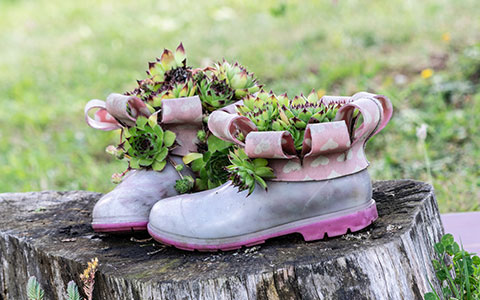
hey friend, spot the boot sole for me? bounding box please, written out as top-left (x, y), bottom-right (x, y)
top-left (92, 221), bottom-right (147, 233)
top-left (147, 199), bottom-right (378, 251)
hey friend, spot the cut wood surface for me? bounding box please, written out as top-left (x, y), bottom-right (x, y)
top-left (0, 180), bottom-right (443, 300)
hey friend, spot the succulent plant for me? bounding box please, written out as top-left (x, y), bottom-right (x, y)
top-left (93, 44), bottom-right (270, 193)
top-left (211, 60), bottom-right (262, 99)
top-left (236, 90), bottom-right (287, 131)
top-left (236, 89), bottom-right (342, 150)
top-left (283, 90), bottom-right (340, 127)
top-left (147, 43), bottom-right (190, 88)
top-left (226, 148), bottom-right (275, 195)
top-left (126, 45), bottom-right (262, 116)
top-left (151, 77), bottom-right (197, 107)
top-left (174, 175), bottom-right (195, 194)
top-left (182, 135), bottom-right (233, 191)
top-left (126, 43), bottom-right (193, 108)
top-left (195, 71), bottom-right (235, 112)
top-left (123, 115), bottom-right (176, 171)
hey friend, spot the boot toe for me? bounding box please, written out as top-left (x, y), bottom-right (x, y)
top-left (148, 195), bottom-right (187, 236)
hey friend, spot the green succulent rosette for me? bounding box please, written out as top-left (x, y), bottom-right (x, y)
top-left (212, 60), bottom-right (262, 99)
top-left (123, 115), bottom-right (176, 171)
top-left (227, 148), bottom-right (274, 195)
top-left (195, 72), bottom-right (235, 113)
top-left (126, 43), bottom-right (192, 108)
top-left (174, 175), bottom-right (195, 194)
top-left (182, 135), bottom-right (233, 191)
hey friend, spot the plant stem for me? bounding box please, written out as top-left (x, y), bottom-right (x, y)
top-left (167, 156), bottom-right (183, 179)
top-left (422, 140), bottom-right (433, 183)
top-left (441, 252), bottom-right (460, 299)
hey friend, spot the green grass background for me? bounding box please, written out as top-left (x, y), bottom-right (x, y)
top-left (1, 0), bottom-right (479, 212)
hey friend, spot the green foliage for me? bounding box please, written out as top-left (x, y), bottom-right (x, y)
top-left (122, 115), bottom-right (176, 171)
top-left (227, 148), bottom-right (275, 195)
top-left (27, 277), bottom-right (83, 300)
top-left (424, 233), bottom-right (480, 299)
top-left (237, 90), bottom-right (341, 150)
top-left (27, 276), bottom-right (44, 300)
top-left (174, 175), bottom-right (195, 194)
top-left (67, 281), bottom-right (82, 300)
top-left (183, 135), bottom-right (233, 191)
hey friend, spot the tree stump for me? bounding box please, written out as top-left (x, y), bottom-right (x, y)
top-left (0, 180), bottom-right (443, 300)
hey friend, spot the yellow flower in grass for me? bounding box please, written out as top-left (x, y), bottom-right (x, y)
top-left (421, 68), bottom-right (434, 79)
top-left (442, 32), bottom-right (450, 43)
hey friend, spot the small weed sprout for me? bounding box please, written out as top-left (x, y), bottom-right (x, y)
top-left (27, 276), bottom-right (44, 300)
top-left (79, 257), bottom-right (99, 300)
top-left (26, 257), bottom-right (99, 300)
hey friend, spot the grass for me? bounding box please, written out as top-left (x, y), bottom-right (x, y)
top-left (0, 0), bottom-right (479, 212)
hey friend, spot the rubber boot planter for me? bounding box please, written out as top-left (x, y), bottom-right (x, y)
top-left (147, 92), bottom-right (393, 251)
top-left (84, 94), bottom-right (201, 232)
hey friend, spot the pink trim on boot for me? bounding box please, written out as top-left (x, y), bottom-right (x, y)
top-left (93, 221), bottom-right (148, 233)
top-left (148, 201), bottom-right (378, 251)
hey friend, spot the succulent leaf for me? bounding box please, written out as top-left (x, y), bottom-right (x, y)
top-left (182, 152), bottom-right (204, 164)
top-left (152, 159), bottom-right (167, 171)
top-left (136, 116), bottom-right (147, 130)
top-left (163, 130), bottom-right (176, 148)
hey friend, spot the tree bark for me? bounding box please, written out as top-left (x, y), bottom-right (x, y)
top-left (0, 180), bottom-right (443, 300)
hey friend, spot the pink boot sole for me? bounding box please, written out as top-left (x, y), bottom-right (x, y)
top-left (148, 200), bottom-right (378, 251)
top-left (92, 221), bottom-right (148, 233)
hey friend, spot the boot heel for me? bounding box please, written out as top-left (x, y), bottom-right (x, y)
top-left (298, 201), bottom-right (378, 241)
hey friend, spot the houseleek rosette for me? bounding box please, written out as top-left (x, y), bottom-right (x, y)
top-left (212, 60), bottom-right (262, 99)
top-left (123, 115), bottom-right (176, 171)
top-left (195, 72), bottom-right (235, 113)
top-left (227, 89), bottom-right (342, 193)
top-left (227, 148), bottom-right (274, 195)
top-left (182, 135), bottom-right (233, 192)
top-left (126, 43), bottom-right (192, 107)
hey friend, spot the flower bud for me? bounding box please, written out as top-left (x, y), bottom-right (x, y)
top-left (105, 145), bottom-right (125, 160)
top-left (105, 145), bottom-right (117, 156)
top-left (197, 130), bottom-right (207, 142)
top-left (111, 173), bottom-right (123, 184)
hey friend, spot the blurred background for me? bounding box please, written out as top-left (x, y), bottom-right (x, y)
top-left (1, 0), bottom-right (478, 212)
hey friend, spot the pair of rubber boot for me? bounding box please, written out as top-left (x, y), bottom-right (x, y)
top-left (85, 92), bottom-right (392, 251)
